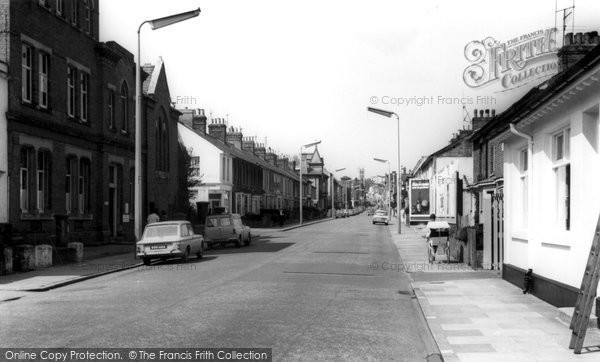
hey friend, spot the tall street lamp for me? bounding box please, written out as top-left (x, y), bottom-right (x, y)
top-left (135, 8), bottom-right (201, 241)
top-left (331, 167), bottom-right (345, 219)
top-left (368, 107), bottom-right (401, 234)
top-left (373, 158), bottom-right (391, 216)
top-left (299, 140), bottom-right (321, 225)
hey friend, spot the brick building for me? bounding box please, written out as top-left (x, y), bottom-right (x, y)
top-left (141, 57), bottom-right (183, 222)
top-left (0, 1), bottom-right (185, 248)
top-left (2, 0), bottom-right (104, 245)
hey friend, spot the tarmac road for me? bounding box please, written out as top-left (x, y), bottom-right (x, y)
top-left (0, 214), bottom-right (437, 360)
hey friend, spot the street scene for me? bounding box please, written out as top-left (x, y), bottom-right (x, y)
top-left (3, 0), bottom-right (600, 361)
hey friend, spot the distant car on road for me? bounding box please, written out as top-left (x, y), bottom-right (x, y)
top-left (204, 213), bottom-right (251, 248)
top-left (372, 210), bottom-right (389, 225)
top-left (367, 208), bottom-right (375, 216)
top-left (136, 221), bottom-right (204, 265)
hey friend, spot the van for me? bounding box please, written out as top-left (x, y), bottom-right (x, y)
top-left (204, 213), bottom-right (251, 248)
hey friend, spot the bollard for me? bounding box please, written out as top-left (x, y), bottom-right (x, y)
top-left (15, 244), bottom-right (35, 271)
top-left (1, 247), bottom-right (13, 274)
top-left (67, 242), bottom-right (84, 263)
top-left (523, 268), bottom-right (533, 294)
top-left (34, 244), bottom-right (53, 268)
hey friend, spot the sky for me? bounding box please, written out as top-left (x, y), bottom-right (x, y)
top-left (100, 0), bottom-right (600, 179)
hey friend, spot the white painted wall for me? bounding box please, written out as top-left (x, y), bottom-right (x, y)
top-left (504, 76), bottom-right (600, 292)
top-left (178, 123), bottom-right (232, 206)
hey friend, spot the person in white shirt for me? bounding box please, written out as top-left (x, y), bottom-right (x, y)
top-left (147, 210), bottom-right (160, 225)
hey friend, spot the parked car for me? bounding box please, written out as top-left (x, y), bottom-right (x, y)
top-left (136, 221), bottom-right (204, 265)
top-left (372, 210), bottom-right (389, 225)
top-left (204, 213), bottom-right (251, 248)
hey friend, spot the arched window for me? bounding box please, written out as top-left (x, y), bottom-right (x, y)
top-left (120, 82), bottom-right (129, 133)
top-left (155, 109), bottom-right (169, 171)
top-left (162, 117), bottom-right (169, 171)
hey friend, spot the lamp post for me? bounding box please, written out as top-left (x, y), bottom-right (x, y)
top-left (135, 8), bottom-right (201, 242)
top-left (368, 107), bottom-right (401, 234)
top-left (331, 167), bottom-right (345, 219)
top-left (373, 158), bottom-right (390, 216)
top-left (299, 140), bottom-right (321, 225)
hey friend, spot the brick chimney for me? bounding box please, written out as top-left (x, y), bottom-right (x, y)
top-left (207, 118), bottom-right (227, 143)
top-left (192, 109), bottom-right (207, 135)
top-left (277, 156), bottom-right (289, 170)
top-left (558, 31), bottom-right (600, 72)
top-left (255, 143), bottom-right (266, 159)
top-left (265, 148), bottom-right (278, 165)
top-left (242, 137), bottom-right (255, 154)
top-left (472, 108), bottom-right (496, 132)
top-left (226, 127), bottom-right (243, 149)
top-left (178, 107), bottom-right (194, 128)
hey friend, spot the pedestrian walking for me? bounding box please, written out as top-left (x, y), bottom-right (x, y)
top-left (279, 208), bottom-right (284, 227)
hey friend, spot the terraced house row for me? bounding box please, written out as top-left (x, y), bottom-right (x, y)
top-left (178, 109), bottom-right (341, 226)
top-left (0, 0), bottom-right (345, 253)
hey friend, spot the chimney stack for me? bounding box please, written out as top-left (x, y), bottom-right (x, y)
top-left (255, 143), bottom-right (266, 159)
top-left (226, 126), bottom-right (243, 149)
top-left (207, 118), bottom-right (227, 143)
top-left (191, 109), bottom-right (207, 135)
top-left (242, 137), bottom-right (255, 154)
top-left (472, 108), bottom-right (496, 132)
top-left (558, 31), bottom-right (600, 72)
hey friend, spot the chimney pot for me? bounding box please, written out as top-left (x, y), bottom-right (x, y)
top-left (564, 33), bottom-right (573, 46)
top-left (492, 109), bottom-right (496, 117)
top-left (574, 32), bottom-right (583, 44)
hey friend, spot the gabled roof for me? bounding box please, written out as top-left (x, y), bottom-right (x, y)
top-left (142, 57), bottom-right (164, 96)
top-left (178, 121), bottom-right (303, 183)
top-left (411, 130), bottom-right (472, 175)
top-left (309, 146), bottom-right (323, 165)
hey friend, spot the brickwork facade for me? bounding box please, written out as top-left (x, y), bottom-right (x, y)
top-left (2, 1), bottom-right (183, 245)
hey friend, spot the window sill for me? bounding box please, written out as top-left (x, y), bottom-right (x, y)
top-left (511, 230), bottom-right (529, 241)
top-left (69, 214), bottom-right (93, 221)
top-left (20, 212), bottom-right (54, 221)
top-left (540, 229), bottom-right (571, 247)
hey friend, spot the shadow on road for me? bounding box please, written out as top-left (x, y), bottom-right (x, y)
top-left (205, 236), bottom-right (295, 255)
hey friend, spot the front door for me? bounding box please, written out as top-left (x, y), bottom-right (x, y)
top-left (492, 192), bottom-right (504, 271)
top-left (108, 165), bottom-right (118, 237)
top-left (482, 192), bottom-right (492, 270)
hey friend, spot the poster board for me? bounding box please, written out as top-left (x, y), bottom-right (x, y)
top-left (409, 179), bottom-right (431, 224)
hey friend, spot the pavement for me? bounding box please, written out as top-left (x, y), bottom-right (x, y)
top-left (387, 219), bottom-right (600, 361)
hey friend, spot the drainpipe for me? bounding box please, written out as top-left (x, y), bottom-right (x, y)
top-left (509, 123), bottom-right (533, 268)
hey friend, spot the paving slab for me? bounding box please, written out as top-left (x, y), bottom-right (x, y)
top-left (387, 221), bottom-right (600, 361)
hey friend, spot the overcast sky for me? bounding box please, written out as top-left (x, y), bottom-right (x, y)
top-left (100, 0), bottom-right (599, 179)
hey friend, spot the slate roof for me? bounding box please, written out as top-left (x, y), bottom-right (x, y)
top-left (178, 121), bottom-right (303, 183)
top-left (470, 42), bottom-right (600, 142)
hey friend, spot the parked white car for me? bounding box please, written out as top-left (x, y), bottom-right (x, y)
top-left (136, 221), bottom-right (204, 265)
top-left (372, 210), bottom-right (389, 225)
